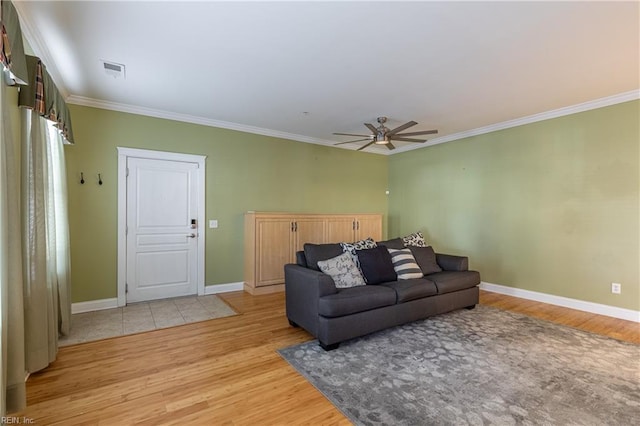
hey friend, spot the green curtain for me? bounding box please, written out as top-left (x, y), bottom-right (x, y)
top-left (1, 71), bottom-right (27, 416)
top-left (0, 0), bottom-right (28, 85)
top-left (18, 55), bottom-right (74, 144)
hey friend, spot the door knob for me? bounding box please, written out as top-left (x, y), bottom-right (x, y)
top-left (187, 233), bottom-right (196, 238)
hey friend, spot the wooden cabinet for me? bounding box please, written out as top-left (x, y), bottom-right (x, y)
top-left (325, 215), bottom-right (382, 243)
top-left (254, 218), bottom-right (292, 287)
top-left (244, 212), bottom-right (382, 294)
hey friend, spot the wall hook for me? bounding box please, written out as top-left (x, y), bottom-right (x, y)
top-left (80, 172), bottom-right (85, 184)
top-left (98, 174), bottom-right (103, 185)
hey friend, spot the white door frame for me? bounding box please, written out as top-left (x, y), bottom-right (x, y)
top-left (117, 147), bottom-right (206, 307)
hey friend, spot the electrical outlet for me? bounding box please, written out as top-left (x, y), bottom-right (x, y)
top-left (611, 283), bottom-right (621, 294)
top-left (209, 220), bottom-right (218, 229)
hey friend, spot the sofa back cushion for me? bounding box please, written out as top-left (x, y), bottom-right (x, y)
top-left (317, 252), bottom-right (366, 289)
top-left (357, 246), bottom-right (397, 284)
top-left (387, 248), bottom-right (424, 280)
top-left (304, 243), bottom-right (343, 271)
top-left (295, 251), bottom-right (307, 267)
top-left (409, 246), bottom-right (442, 275)
top-left (376, 237), bottom-right (405, 250)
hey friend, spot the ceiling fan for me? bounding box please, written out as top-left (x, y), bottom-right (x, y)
top-left (333, 117), bottom-right (438, 151)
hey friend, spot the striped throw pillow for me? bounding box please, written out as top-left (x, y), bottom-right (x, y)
top-left (387, 248), bottom-right (424, 280)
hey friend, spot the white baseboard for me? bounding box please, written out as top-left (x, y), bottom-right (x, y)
top-left (71, 298), bottom-right (119, 314)
top-left (204, 282), bottom-right (244, 295)
top-left (72, 282), bottom-right (243, 314)
top-left (480, 282), bottom-right (640, 323)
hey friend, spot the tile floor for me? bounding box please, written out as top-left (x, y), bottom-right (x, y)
top-left (59, 294), bottom-right (237, 346)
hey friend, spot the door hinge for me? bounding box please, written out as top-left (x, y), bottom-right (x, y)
top-left (126, 167), bottom-right (129, 177)
top-left (125, 283), bottom-right (128, 293)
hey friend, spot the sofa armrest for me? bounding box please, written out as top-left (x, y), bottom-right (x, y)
top-left (284, 264), bottom-right (338, 337)
top-left (435, 253), bottom-right (469, 271)
top-left (285, 264), bottom-right (338, 297)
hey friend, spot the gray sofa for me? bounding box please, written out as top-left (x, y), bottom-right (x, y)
top-left (284, 238), bottom-right (481, 350)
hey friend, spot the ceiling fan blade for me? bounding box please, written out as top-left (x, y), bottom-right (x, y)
top-left (357, 141), bottom-right (376, 151)
top-left (387, 121), bottom-right (417, 136)
top-left (390, 137), bottom-right (428, 143)
top-left (333, 138), bottom-right (371, 145)
top-left (395, 129), bottom-right (438, 137)
top-left (364, 123), bottom-right (378, 133)
top-left (333, 132), bottom-right (370, 137)
top-left (386, 141), bottom-right (396, 150)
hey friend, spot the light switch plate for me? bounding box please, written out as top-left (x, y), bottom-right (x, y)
top-left (209, 220), bottom-right (218, 229)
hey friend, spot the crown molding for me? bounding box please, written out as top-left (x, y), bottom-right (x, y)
top-left (12, 1), bottom-right (69, 99)
top-left (66, 95), bottom-right (341, 147)
top-left (392, 89), bottom-right (640, 154)
top-left (69, 89), bottom-right (638, 156)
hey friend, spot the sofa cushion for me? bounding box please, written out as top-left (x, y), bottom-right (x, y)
top-left (357, 246), bottom-right (397, 284)
top-left (382, 278), bottom-right (438, 303)
top-left (388, 248), bottom-right (424, 280)
top-left (318, 285), bottom-right (396, 318)
top-left (317, 252), bottom-right (366, 289)
top-left (304, 243), bottom-right (343, 271)
top-left (376, 237), bottom-right (405, 250)
top-left (427, 271), bottom-right (481, 294)
top-left (402, 231), bottom-right (428, 247)
top-left (410, 246), bottom-right (442, 275)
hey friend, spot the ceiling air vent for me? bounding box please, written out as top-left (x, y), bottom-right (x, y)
top-left (101, 60), bottom-right (126, 79)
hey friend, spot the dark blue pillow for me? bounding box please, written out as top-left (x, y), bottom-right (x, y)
top-left (357, 246), bottom-right (397, 284)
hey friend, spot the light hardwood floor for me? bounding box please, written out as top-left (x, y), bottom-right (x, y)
top-left (14, 290), bottom-right (639, 425)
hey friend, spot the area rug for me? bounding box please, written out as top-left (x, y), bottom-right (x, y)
top-left (278, 305), bottom-right (639, 425)
top-left (60, 294), bottom-right (238, 346)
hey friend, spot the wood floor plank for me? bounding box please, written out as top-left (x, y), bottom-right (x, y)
top-left (13, 290), bottom-right (639, 424)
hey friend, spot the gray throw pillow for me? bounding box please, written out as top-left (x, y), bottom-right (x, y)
top-left (317, 252), bottom-right (366, 289)
top-left (387, 248), bottom-right (424, 280)
top-left (409, 246), bottom-right (442, 275)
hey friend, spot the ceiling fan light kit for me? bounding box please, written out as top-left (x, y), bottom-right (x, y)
top-left (374, 135), bottom-right (389, 145)
top-left (333, 116), bottom-right (438, 151)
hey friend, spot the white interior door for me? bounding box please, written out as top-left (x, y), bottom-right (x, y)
top-left (126, 157), bottom-right (199, 303)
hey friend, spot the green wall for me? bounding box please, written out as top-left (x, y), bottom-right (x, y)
top-left (65, 105), bottom-right (388, 302)
top-left (388, 101), bottom-right (639, 311)
top-left (66, 100), bottom-right (639, 311)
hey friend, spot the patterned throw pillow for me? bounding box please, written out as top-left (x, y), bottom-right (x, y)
top-left (317, 252), bottom-right (366, 289)
top-left (387, 248), bottom-right (424, 280)
top-left (340, 237), bottom-right (377, 255)
top-left (340, 237), bottom-right (377, 273)
top-left (402, 231), bottom-right (428, 248)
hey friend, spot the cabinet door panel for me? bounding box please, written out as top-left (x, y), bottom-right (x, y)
top-left (294, 219), bottom-right (326, 252)
top-left (256, 219), bottom-right (292, 286)
top-left (326, 217), bottom-right (355, 243)
top-left (356, 216), bottom-right (382, 241)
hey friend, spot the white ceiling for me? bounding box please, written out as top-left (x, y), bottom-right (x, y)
top-left (14, 1), bottom-right (640, 154)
